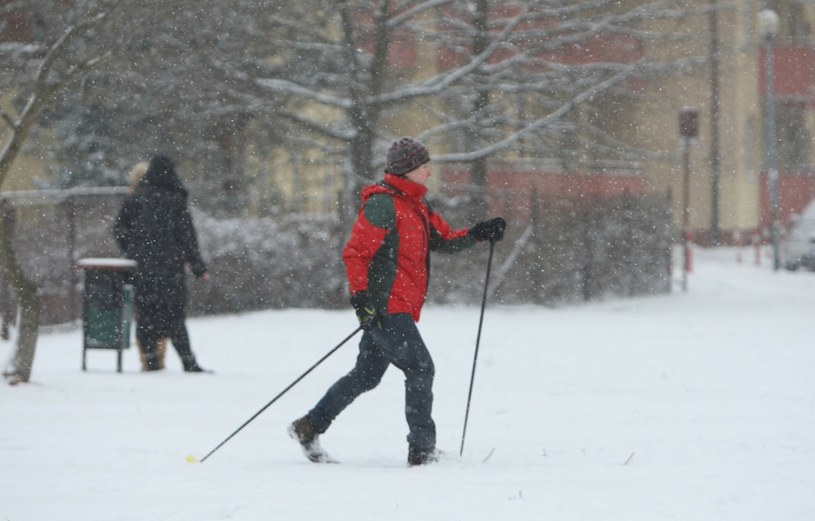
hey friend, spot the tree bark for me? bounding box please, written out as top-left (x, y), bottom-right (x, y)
top-left (0, 211), bottom-right (40, 384)
top-left (467, 0), bottom-right (492, 222)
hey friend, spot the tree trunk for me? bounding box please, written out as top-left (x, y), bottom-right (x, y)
top-left (5, 280), bottom-right (39, 384)
top-left (467, 0), bottom-right (492, 222)
top-left (0, 211), bottom-right (40, 384)
top-left (469, 155), bottom-right (489, 221)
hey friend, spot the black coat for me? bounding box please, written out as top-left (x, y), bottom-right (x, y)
top-left (114, 157), bottom-right (207, 315)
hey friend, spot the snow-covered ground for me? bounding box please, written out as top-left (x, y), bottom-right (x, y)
top-left (2, 246), bottom-right (814, 521)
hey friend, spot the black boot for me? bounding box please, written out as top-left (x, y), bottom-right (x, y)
top-left (182, 357), bottom-right (211, 373)
top-left (408, 444), bottom-right (440, 466)
top-left (145, 352), bottom-right (163, 372)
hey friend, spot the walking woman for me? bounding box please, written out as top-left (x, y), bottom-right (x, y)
top-left (114, 155), bottom-right (210, 372)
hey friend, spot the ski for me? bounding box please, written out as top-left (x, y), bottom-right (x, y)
top-left (482, 447), bottom-right (495, 463)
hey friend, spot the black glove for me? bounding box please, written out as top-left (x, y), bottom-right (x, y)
top-left (350, 291), bottom-right (380, 331)
top-left (469, 217), bottom-right (506, 242)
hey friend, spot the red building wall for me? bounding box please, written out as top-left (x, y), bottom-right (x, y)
top-left (442, 168), bottom-right (645, 222)
top-left (759, 171), bottom-right (815, 229)
top-left (759, 44), bottom-right (815, 105)
top-left (757, 44), bottom-right (815, 230)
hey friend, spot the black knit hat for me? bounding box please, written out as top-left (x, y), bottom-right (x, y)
top-left (385, 137), bottom-right (430, 176)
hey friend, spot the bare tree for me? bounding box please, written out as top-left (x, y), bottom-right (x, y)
top-left (212, 0), bottom-right (708, 225)
top-left (1, 3), bottom-right (113, 383)
top-left (423, 0), bottom-right (712, 217)
top-left (31, 1), bottom-right (293, 216)
top-left (25, 1), bottom-right (710, 225)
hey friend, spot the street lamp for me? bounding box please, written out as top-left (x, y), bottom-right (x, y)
top-left (758, 7), bottom-right (781, 271)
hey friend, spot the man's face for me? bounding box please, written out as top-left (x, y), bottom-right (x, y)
top-left (405, 163), bottom-right (431, 185)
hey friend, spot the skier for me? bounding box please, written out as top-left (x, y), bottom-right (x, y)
top-left (289, 137), bottom-right (506, 465)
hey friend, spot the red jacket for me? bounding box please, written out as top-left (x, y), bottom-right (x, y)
top-left (343, 174), bottom-right (475, 321)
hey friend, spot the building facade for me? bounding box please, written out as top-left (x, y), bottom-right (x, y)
top-left (638, 0), bottom-right (815, 244)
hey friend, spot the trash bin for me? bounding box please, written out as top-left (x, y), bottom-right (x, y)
top-left (77, 258), bottom-right (137, 372)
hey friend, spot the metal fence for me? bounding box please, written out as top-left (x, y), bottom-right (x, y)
top-left (1, 187), bottom-right (130, 325)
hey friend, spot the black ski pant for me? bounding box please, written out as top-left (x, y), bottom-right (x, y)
top-left (307, 313), bottom-right (436, 450)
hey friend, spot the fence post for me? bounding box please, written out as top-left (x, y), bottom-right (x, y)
top-left (67, 195), bottom-right (80, 323)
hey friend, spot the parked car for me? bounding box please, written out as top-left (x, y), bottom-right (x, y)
top-left (784, 199), bottom-right (815, 271)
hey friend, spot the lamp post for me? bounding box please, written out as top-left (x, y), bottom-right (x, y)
top-left (758, 8), bottom-right (781, 271)
top-left (709, 0), bottom-right (722, 245)
top-left (679, 107), bottom-right (699, 292)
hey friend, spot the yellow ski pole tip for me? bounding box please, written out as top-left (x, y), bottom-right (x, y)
top-left (185, 454), bottom-right (199, 463)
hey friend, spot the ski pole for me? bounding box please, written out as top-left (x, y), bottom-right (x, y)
top-left (460, 239), bottom-right (496, 456)
top-left (195, 325), bottom-right (363, 463)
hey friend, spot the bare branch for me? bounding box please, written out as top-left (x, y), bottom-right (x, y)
top-left (0, 110), bottom-right (15, 130)
top-left (435, 64), bottom-right (642, 164)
